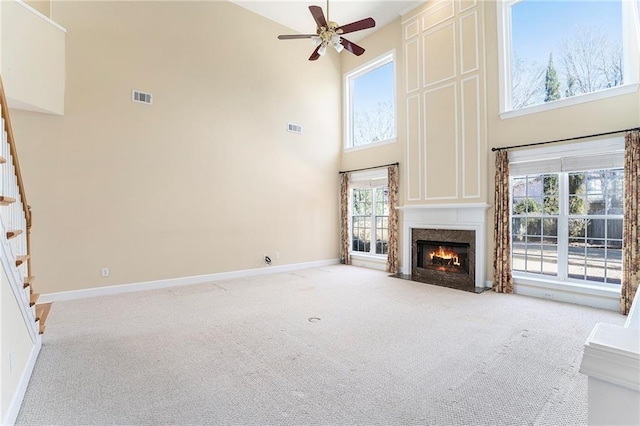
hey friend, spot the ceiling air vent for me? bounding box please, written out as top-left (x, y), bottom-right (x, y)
top-left (132, 90), bottom-right (153, 105)
top-left (287, 123), bottom-right (302, 134)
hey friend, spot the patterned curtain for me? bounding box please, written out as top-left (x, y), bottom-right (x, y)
top-left (340, 172), bottom-right (351, 265)
top-left (493, 150), bottom-right (514, 293)
top-left (386, 164), bottom-right (399, 274)
top-left (621, 129), bottom-right (640, 314)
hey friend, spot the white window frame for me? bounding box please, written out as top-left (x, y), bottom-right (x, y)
top-left (496, 0), bottom-right (640, 120)
top-left (349, 169), bottom-right (389, 259)
top-left (343, 50), bottom-right (397, 151)
top-left (509, 137), bottom-right (625, 296)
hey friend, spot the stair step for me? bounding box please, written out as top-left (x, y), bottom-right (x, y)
top-left (0, 196), bottom-right (16, 206)
top-left (29, 293), bottom-right (39, 307)
top-left (15, 254), bottom-right (29, 266)
top-left (35, 302), bottom-right (52, 334)
top-left (23, 275), bottom-right (35, 289)
top-left (6, 229), bottom-right (23, 239)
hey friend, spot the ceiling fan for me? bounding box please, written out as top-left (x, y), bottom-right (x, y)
top-left (277, 1), bottom-right (376, 61)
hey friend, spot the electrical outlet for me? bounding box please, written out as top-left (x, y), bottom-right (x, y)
top-left (276, 252), bottom-right (280, 259)
top-left (9, 350), bottom-right (14, 373)
top-left (101, 268), bottom-right (110, 277)
top-left (543, 292), bottom-right (553, 299)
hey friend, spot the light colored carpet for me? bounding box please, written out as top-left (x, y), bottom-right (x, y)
top-left (17, 265), bottom-right (624, 425)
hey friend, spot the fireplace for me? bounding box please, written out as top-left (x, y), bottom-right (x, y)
top-left (412, 228), bottom-right (476, 292)
top-left (416, 240), bottom-right (470, 274)
top-left (400, 204), bottom-right (489, 291)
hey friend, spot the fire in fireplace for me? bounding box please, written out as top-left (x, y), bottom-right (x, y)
top-left (411, 228), bottom-right (476, 292)
top-left (416, 240), bottom-right (470, 274)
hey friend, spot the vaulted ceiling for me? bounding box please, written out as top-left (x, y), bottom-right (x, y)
top-left (230, 0), bottom-right (425, 41)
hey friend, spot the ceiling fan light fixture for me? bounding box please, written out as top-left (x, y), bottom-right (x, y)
top-left (329, 34), bottom-right (343, 53)
top-left (276, 1), bottom-right (375, 61)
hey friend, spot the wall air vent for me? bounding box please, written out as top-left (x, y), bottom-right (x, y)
top-left (132, 90), bottom-right (153, 105)
top-left (287, 123), bottom-right (302, 134)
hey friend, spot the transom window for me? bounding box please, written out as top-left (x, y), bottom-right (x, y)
top-left (509, 139), bottom-right (625, 288)
top-left (344, 51), bottom-right (396, 150)
top-left (497, 0), bottom-right (639, 115)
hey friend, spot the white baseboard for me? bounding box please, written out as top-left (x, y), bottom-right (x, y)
top-left (350, 254), bottom-right (387, 271)
top-left (3, 335), bottom-right (42, 426)
top-left (40, 259), bottom-right (340, 303)
top-left (514, 283), bottom-right (619, 311)
top-left (486, 279), bottom-right (619, 311)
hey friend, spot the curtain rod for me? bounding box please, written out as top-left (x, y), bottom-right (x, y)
top-left (339, 162), bottom-right (399, 175)
top-left (491, 127), bottom-right (639, 152)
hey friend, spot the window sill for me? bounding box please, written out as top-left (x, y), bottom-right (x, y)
top-left (500, 83), bottom-right (639, 120)
top-left (350, 253), bottom-right (388, 263)
top-left (513, 273), bottom-right (621, 298)
top-left (344, 137), bottom-right (397, 153)
top-left (350, 253), bottom-right (388, 271)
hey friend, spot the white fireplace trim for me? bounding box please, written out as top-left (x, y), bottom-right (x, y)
top-left (399, 204), bottom-right (490, 289)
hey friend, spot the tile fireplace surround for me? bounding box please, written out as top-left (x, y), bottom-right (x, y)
top-left (399, 204), bottom-right (490, 290)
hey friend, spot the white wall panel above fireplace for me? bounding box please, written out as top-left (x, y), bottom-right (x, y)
top-left (402, 0), bottom-right (487, 205)
top-left (398, 203), bottom-right (490, 288)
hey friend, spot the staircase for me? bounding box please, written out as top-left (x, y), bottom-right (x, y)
top-left (0, 75), bottom-right (50, 336)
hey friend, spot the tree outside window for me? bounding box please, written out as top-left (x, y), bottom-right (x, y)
top-left (507, 0), bottom-right (631, 111)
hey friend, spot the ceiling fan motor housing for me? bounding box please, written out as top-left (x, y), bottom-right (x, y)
top-left (317, 21), bottom-right (341, 42)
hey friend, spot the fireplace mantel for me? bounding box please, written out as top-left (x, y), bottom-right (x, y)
top-left (398, 204), bottom-right (490, 289)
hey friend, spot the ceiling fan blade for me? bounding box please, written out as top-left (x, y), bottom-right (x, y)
top-left (340, 38), bottom-right (365, 56)
top-left (336, 17), bottom-right (376, 35)
top-left (278, 34), bottom-right (317, 40)
top-left (309, 5), bottom-right (328, 28)
top-left (309, 44), bottom-right (322, 61)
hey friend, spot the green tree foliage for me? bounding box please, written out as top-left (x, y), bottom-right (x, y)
top-left (568, 173), bottom-right (586, 237)
top-left (543, 175), bottom-right (559, 214)
top-left (513, 198), bottom-right (542, 238)
top-left (544, 54), bottom-right (561, 102)
top-left (513, 198), bottom-right (541, 215)
top-left (542, 175), bottom-right (559, 237)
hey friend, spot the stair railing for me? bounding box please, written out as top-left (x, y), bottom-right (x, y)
top-left (0, 74), bottom-right (48, 335)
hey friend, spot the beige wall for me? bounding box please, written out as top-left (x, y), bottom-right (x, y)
top-left (24, 0), bottom-right (50, 18)
top-left (1, 0), bottom-right (65, 115)
top-left (11, 1), bottom-right (342, 293)
top-left (1, 267), bottom-right (35, 422)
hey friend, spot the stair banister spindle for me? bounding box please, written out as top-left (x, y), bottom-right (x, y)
top-left (0, 74), bottom-right (42, 335)
top-left (0, 76), bottom-right (31, 229)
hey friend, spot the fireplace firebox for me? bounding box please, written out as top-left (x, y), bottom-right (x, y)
top-left (416, 240), bottom-right (470, 274)
top-left (412, 228), bottom-right (475, 292)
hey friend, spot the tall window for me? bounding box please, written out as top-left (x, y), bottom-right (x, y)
top-left (510, 140), bottom-right (624, 288)
top-left (497, 0), bottom-right (639, 114)
top-left (351, 172), bottom-right (389, 256)
top-left (344, 51), bottom-right (396, 149)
